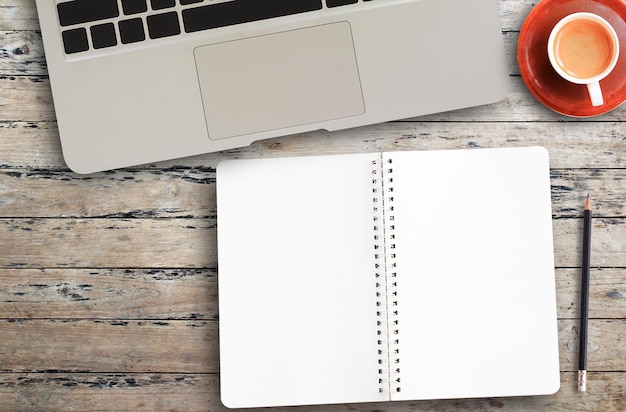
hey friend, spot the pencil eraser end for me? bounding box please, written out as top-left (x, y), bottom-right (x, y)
top-left (578, 370), bottom-right (587, 392)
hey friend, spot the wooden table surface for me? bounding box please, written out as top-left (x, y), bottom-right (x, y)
top-left (1, 0), bottom-right (624, 411)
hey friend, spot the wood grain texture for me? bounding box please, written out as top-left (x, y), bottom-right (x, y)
top-left (0, 218), bottom-right (215, 268)
top-left (1, 319), bottom-right (216, 373)
top-left (0, 269), bottom-right (217, 320)
top-left (0, 319), bottom-right (622, 374)
top-left (0, 30), bottom-right (45, 75)
top-left (0, 0), bottom-right (624, 410)
top-left (1, 372), bottom-right (621, 412)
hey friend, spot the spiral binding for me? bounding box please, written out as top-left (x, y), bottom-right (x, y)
top-left (372, 155), bottom-right (401, 396)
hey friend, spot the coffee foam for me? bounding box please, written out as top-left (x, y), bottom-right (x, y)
top-left (553, 18), bottom-right (615, 79)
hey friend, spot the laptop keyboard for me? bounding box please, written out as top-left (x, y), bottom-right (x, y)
top-left (57, 0), bottom-right (375, 55)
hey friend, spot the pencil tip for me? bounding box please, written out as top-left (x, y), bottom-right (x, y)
top-left (584, 195), bottom-right (591, 211)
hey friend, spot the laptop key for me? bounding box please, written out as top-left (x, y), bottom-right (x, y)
top-left (183, 0), bottom-right (323, 33)
top-left (122, 0), bottom-right (148, 15)
top-left (119, 18), bottom-right (146, 44)
top-left (62, 28), bottom-right (89, 54)
top-left (180, 0), bottom-right (203, 4)
top-left (91, 23), bottom-right (118, 49)
top-left (147, 12), bottom-right (181, 39)
top-left (57, 0), bottom-right (119, 27)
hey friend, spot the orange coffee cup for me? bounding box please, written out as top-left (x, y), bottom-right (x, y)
top-left (547, 12), bottom-right (620, 106)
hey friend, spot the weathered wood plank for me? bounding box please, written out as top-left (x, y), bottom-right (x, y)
top-left (0, 121), bottom-right (63, 168)
top-left (1, 120), bottom-right (626, 170)
top-left (0, 167), bottom-right (216, 218)
top-left (0, 168), bottom-right (623, 218)
top-left (0, 30), bottom-right (45, 75)
top-left (0, 76), bottom-right (53, 121)
top-left (0, 372), bottom-right (623, 412)
top-left (0, 319), bottom-right (217, 373)
top-left (0, 269), bottom-right (217, 320)
top-left (550, 169), bottom-right (626, 218)
top-left (0, 373), bottom-right (215, 412)
top-left (0, 218), bottom-right (215, 268)
top-left (0, 0), bottom-right (39, 32)
top-left (0, 268), bottom-right (622, 320)
top-left (0, 218), bottom-right (623, 268)
top-left (0, 319), bottom-right (622, 373)
top-left (557, 320), bottom-right (626, 372)
top-left (555, 268), bottom-right (626, 320)
top-left (553, 218), bottom-right (626, 268)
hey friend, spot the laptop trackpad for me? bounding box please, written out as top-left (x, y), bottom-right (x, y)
top-left (194, 22), bottom-right (364, 140)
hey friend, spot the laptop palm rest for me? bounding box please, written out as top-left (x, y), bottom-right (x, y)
top-left (194, 22), bottom-right (365, 140)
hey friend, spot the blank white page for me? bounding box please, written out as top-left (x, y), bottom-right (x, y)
top-left (217, 153), bottom-right (383, 408)
top-left (387, 147), bottom-right (560, 400)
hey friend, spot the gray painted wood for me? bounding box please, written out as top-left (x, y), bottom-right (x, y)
top-left (0, 0), bottom-right (624, 410)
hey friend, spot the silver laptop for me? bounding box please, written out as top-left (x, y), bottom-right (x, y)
top-left (36, 0), bottom-right (508, 173)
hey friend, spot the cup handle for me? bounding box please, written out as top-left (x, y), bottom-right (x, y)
top-left (587, 81), bottom-right (604, 106)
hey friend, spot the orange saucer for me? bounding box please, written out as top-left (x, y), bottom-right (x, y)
top-left (518, 0), bottom-right (626, 117)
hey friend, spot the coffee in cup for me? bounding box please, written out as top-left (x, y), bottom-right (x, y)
top-left (547, 12), bottom-right (620, 107)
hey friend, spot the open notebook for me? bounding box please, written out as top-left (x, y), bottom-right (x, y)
top-left (216, 147), bottom-right (560, 408)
